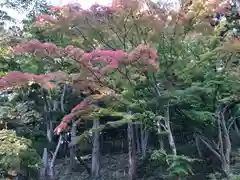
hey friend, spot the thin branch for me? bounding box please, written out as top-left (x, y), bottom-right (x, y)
top-left (198, 135), bottom-right (221, 160)
top-left (50, 135), bottom-right (63, 169)
top-left (85, 18), bottom-right (116, 50)
top-left (60, 84), bottom-right (66, 112)
top-left (194, 134), bottom-right (203, 158)
top-left (216, 110), bottom-right (225, 159)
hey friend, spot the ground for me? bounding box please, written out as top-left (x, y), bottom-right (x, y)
top-left (55, 154), bottom-right (130, 180)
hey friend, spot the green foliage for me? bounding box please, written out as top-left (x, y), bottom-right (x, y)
top-left (208, 173), bottom-right (240, 180)
top-left (0, 129), bottom-right (41, 178)
top-left (229, 175), bottom-right (240, 180)
top-left (151, 149), bottom-right (198, 179)
top-left (0, 99), bottom-right (43, 124)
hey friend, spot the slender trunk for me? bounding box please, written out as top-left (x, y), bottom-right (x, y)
top-left (128, 122), bottom-right (137, 180)
top-left (49, 135), bottom-right (62, 180)
top-left (70, 121), bottom-right (78, 170)
top-left (69, 120), bottom-right (91, 174)
top-left (156, 119), bottom-right (164, 150)
top-left (47, 120), bottom-right (53, 143)
top-left (140, 124), bottom-right (148, 158)
top-left (100, 132), bottom-right (104, 154)
top-left (135, 124), bottom-right (141, 153)
top-left (43, 91), bottom-right (53, 143)
top-left (220, 110), bottom-right (231, 177)
top-left (53, 100), bottom-right (58, 111)
top-left (165, 104), bottom-right (177, 156)
top-left (194, 135), bottom-right (202, 158)
top-left (40, 148), bottom-right (49, 180)
top-left (234, 121), bottom-right (240, 138)
top-left (60, 84), bottom-right (66, 112)
top-left (222, 161), bottom-right (231, 178)
top-left (44, 102), bottom-right (52, 143)
top-left (91, 119), bottom-right (100, 178)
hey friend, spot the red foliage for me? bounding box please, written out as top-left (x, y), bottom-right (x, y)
top-left (0, 71), bottom-right (67, 90)
top-left (215, 0), bottom-right (230, 14)
top-left (10, 40), bottom-right (158, 73)
top-left (54, 99), bottom-right (91, 134)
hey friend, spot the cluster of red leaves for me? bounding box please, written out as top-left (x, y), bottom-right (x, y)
top-left (0, 71), bottom-right (67, 90)
top-left (54, 98), bottom-right (91, 134)
top-left (54, 89), bottom-right (115, 134)
top-left (216, 0), bottom-right (230, 14)
top-left (11, 39), bottom-right (158, 74)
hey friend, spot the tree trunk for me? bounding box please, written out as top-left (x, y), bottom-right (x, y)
top-left (194, 135), bottom-right (203, 158)
top-left (234, 121), bottom-right (240, 138)
top-left (69, 121), bottom-right (78, 170)
top-left (40, 148), bottom-right (49, 180)
top-left (91, 119), bottom-right (100, 178)
top-left (60, 84), bottom-right (66, 112)
top-left (49, 135), bottom-right (62, 180)
top-left (46, 121), bottom-right (53, 143)
top-left (220, 109), bottom-right (231, 178)
top-left (140, 123), bottom-right (148, 158)
top-left (135, 124), bottom-right (141, 153)
top-left (128, 122), bottom-right (137, 180)
top-left (165, 104), bottom-right (177, 156)
top-left (156, 119), bottom-right (164, 150)
top-left (43, 91), bottom-right (53, 143)
top-left (222, 160), bottom-right (231, 178)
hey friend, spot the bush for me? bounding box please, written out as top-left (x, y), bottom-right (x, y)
top-left (0, 129), bottom-right (42, 179)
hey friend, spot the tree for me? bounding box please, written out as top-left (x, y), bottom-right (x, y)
top-left (1, 1), bottom-right (239, 179)
top-left (0, 35), bottom-right (158, 180)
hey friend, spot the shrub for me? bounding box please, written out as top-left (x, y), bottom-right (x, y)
top-left (0, 129), bottom-right (42, 179)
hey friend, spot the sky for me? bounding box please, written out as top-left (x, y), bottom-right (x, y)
top-left (49, 0), bottom-right (112, 8)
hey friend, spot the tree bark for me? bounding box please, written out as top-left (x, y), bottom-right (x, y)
top-left (60, 84), bottom-right (66, 112)
top-left (40, 148), bottom-right (49, 180)
top-left (140, 123), bottom-right (148, 158)
top-left (234, 121), bottom-right (240, 138)
top-left (165, 103), bottom-right (177, 156)
top-left (91, 119), bottom-right (100, 178)
top-left (46, 121), bottom-right (53, 143)
top-left (135, 124), bottom-right (141, 153)
top-left (156, 119), bottom-right (164, 150)
top-left (194, 135), bottom-right (203, 158)
top-left (128, 122), bottom-right (137, 180)
top-left (220, 108), bottom-right (231, 178)
top-left (49, 135), bottom-right (62, 180)
top-left (69, 120), bottom-right (79, 170)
